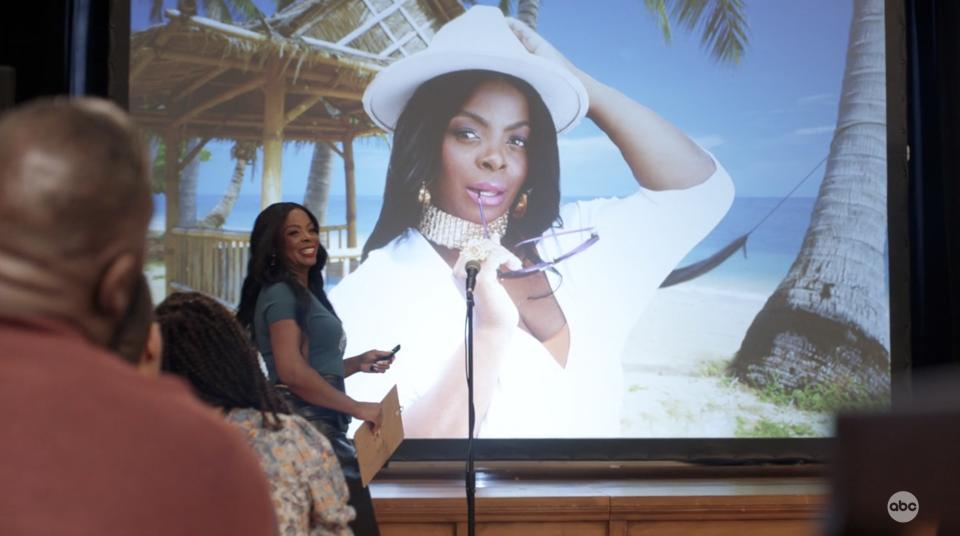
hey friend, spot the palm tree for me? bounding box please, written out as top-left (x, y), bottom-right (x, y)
top-left (302, 97), bottom-right (342, 230)
top-left (148, 0), bottom-right (276, 229)
top-left (179, 138), bottom-right (201, 227)
top-left (201, 141), bottom-right (257, 228)
top-left (303, 142), bottom-right (333, 226)
top-left (147, 136), bottom-right (211, 227)
top-left (730, 0), bottom-right (889, 406)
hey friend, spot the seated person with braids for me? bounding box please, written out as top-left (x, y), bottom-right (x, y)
top-left (156, 291), bottom-right (356, 536)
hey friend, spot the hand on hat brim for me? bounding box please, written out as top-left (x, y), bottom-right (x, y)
top-left (505, 18), bottom-right (577, 75)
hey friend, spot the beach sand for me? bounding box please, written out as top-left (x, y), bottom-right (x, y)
top-left (620, 281), bottom-right (833, 437)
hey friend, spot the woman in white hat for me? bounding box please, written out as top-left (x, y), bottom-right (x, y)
top-left (331, 6), bottom-right (734, 438)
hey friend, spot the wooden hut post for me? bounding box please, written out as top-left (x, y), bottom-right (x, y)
top-left (163, 129), bottom-right (181, 296)
top-left (343, 132), bottom-right (357, 249)
top-left (261, 59), bottom-right (285, 209)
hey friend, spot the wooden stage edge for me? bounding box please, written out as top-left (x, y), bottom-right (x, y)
top-left (370, 461), bottom-right (829, 535)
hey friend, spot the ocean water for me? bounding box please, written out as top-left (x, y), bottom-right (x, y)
top-left (151, 194), bottom-right (882, 294)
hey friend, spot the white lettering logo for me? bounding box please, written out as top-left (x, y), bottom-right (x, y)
top-left (887, 491), bottom-right (919, 523)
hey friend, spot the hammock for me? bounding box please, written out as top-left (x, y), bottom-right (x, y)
top-left (661, 234), bottom-right (749, 288)
top-left (659, 156), bottom-right (827, 288)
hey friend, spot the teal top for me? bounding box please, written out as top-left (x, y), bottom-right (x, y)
top-left (254, 282), bottom-right (346, 381)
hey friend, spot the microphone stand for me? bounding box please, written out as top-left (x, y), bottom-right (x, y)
top-left (465, 200), bottom-right (487, 536)
top-left (465, 282), bottom-right (477, 536)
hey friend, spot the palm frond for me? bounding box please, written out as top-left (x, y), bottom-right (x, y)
top-left (668, 0), bottom-right (748, 65)
top-left (643, 0), bottom-right (672, 44)
top-left (669, 0), bottom-right (708, 30)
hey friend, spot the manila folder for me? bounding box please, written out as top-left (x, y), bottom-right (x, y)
top-left (353, 385), bottom-right (404, 487)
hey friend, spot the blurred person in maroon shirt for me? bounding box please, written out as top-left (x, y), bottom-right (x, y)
top-left (109, 273), bottom-right (163, 376)
top-left (0, 97), bottom-right (277, 535)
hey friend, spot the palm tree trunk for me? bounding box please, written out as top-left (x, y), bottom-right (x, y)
top-left (730, 0), bottom-right (889, 404)
top-left (303, 142), bottom-right (333, 226)
top-left (517, 0), bottom-right (541, 30)
top-left (178, 138), bottom-right (200, 228)
top-left (200, 142), bottom-right (254, 228)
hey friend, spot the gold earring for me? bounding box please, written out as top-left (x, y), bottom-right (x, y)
top-left (418, 182), bottom-right (431, 208)
top-left (512, 191), bottom-right (528, 219)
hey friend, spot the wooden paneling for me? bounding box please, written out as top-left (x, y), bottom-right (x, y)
top-left (371, 472), bottom-right (826, 536)
top-left (609, 492), bottom-right (827, 521)
top-left (477, 522), bottom-right (608, 535)
top-left (381, 523), bottom-right (455, 536)
top-left (625, 520), bottom-right (817, 536)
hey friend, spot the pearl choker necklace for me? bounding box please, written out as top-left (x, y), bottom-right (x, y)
top-left (417, 203), bottom-right (509, 250)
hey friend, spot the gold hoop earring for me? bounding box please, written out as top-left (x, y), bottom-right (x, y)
top-left (512, 191), bottom-right (529, 219)
top-left (418, 181), bottom-right (432, 209)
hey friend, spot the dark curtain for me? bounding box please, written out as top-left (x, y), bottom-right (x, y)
top-left (907, 0), bottom-right (960, 369)
top-left (0, 0), bottom-right (121, 110)
top-left (0, 0), bottom-right (70, 109)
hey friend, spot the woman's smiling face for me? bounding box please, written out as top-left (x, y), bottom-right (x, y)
top-left (279, 208), bottom-right (319, 274)
top-left (432, 78), bottom-right (531, 223)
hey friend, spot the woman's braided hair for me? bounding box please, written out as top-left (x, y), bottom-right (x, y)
top-left (156, 291), bottom-right (291, 430)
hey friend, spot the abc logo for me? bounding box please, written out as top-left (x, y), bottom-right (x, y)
top-left (887, 491), bottom-right (919, 523)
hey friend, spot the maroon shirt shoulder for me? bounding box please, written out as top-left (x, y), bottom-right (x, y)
top-left (0, 320), bottom-right (277, 535)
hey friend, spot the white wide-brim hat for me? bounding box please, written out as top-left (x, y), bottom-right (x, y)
top-left (362, 5), bottom-right (589, 135)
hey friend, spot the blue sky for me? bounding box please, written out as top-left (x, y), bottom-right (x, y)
top-left (132, 0), bottom-right (863, 199)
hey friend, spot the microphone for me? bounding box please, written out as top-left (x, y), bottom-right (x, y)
top-left (465, 259), bottom-right (481, 294)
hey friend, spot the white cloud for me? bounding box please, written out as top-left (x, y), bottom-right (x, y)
top-left (793, 125), bottom-right (835, 136)
top-left (797, 93), bottom-right (835, 105)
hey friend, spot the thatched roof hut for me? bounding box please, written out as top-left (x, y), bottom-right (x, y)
top-left (130, 0), bottom-right (462, 299)
top-left (130, 0), bottom-right (461, 224)
top-left (131, 0), bottom-right (462, 142)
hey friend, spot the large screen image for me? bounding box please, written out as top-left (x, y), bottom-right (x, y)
top-left (131, 0), bottom-right (891, 440)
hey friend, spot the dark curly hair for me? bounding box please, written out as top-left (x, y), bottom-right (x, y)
top-left (235, 202), bottom-right (336, 344)
top-left (156, 291), bottom-right (291, 430)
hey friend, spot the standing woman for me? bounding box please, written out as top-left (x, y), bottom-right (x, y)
top-left (237, 202), bottom-right (393, 536)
